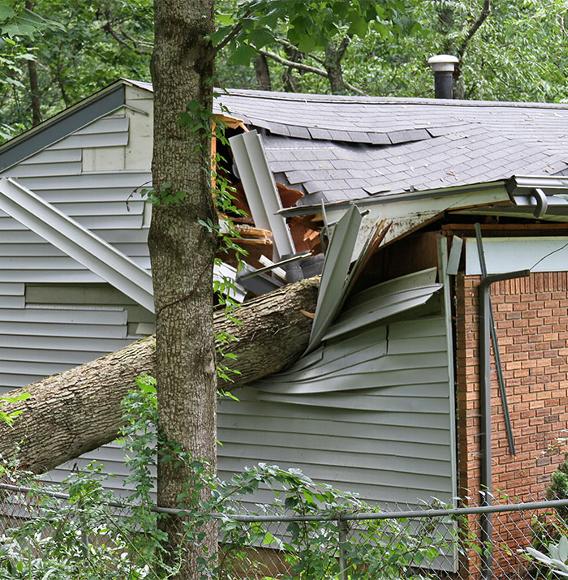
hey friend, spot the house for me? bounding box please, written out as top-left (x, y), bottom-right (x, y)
top-left (2, 73), bottom-right (568, 574)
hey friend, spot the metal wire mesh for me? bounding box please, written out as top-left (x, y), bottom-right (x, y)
top-left (1, 481), bottom-right (568, 579)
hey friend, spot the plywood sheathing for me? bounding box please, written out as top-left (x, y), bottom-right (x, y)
top-left (277, 182), bottom-right (304, 208)
top-left (214, 113), bottom-right (248, 132)
top-left (354, 231), bottom-right (442, 291)
top-left (229, 225), bottom-right (273, 269)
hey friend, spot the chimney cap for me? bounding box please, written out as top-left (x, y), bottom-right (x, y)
top-left (428, 54), bottom-right (459, 72)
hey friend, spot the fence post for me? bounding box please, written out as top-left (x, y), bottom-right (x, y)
top-left (338, 515), bottom-right (349, 580)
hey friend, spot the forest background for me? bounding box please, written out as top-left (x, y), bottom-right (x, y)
top-left (1, 0), bottom-right (567, 142)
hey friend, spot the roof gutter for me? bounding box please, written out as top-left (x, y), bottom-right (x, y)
top-left (280, 175), bottom-right (568, 218)
top-left (505, 175), bottom-right (568, 218)
top-left (279, 180), bottom-right (509, 217)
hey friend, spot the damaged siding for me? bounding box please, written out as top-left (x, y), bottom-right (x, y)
top-left (222, 269), bottom-right (456, 511)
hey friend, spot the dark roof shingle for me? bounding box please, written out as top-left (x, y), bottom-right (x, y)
top-left (209, 88), bottom-right (568, 205)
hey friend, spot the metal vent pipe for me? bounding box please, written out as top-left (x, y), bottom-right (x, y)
top-left (427, 55), bottom-right (459, 99)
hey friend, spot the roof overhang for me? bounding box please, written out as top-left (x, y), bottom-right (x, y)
top-left (280, 176), bottom-right (568, 219)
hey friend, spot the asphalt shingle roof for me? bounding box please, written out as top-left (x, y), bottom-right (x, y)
top-left (8, 79), bottom-right (568, 207)
top-left (134, 82), bottom-right (568, 206)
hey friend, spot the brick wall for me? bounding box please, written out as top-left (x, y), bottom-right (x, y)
top-left (455, 271), bottom-right (568, 575)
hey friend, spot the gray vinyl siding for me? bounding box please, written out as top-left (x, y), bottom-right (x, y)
top-left (0, 289), bottom-right (135, 390)
top-left (0, 104), bottom-right (152, 266)
top-left (0, 283), bottom-right (145, 496)
top-left (226, 269), bottom-right (456, 512)
top-left (221, 315), bottom-right (453, 510)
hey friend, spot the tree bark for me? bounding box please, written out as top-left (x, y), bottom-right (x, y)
top-left (254, 54), bottom-right (272, 91)
top-left (0, 278), bottom-right (319, 475)
top-left (323, 37), bottom-right (350, 95)
top-left (25, 0), bottom-right (42, 126)
top-left (150, 0), bottom-right (218, 574)
top-left (281, 45), bottom-right (303, 92)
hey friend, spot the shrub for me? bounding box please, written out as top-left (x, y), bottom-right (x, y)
top-left (547, 457), bottom-right (568, 521)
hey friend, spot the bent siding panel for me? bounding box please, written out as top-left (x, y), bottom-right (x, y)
top-left (218, 271), bottom-right (455, 510)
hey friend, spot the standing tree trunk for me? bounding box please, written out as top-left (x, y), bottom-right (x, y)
top-left (150, 0), bottom-right (217, 575)
top-left (323, 36), bottom-right (350, 95)
top-left (25, 0), bottom-right (41, 126)
top-left (254, 54), bottom-right (272, 91)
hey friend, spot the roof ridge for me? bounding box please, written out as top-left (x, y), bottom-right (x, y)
top-left (221, 87), bottom-right (568, 111)
top-left (126, 80), bottom-right (568, 110)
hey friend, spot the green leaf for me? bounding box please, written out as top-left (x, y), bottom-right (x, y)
top-left (0, 5), bottom-right (15, 21)
top-left (348, 14), bottom-right (369, 37)
top-left (230, 43), bottom-right (258, 65)
top-left (249, 27), bottom-right (273, 49)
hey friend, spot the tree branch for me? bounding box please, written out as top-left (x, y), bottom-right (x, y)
top-left (101, 12), bottom-right (152, 55)
top-left (260, 48), bottom-right (367, 95)
top-left (456, 0), bottom-right (491, 63)
top-left (215, 5), bottom-right (256, 52)
top-left (260, 48), bottom-right (328, 77)
top-left (335, 35), bottom-right (351, 61)
top-left (273, 36), bottom-right (324, 65)
top-left (323, 35), bottom-right (351, 94)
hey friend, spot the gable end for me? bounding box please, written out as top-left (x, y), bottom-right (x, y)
top-left (0, 85), bottom-right (126, 173)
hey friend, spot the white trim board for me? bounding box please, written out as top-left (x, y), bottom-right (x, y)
top-left (0, 178), bottom-right (155, 312)
top-left (465, 236), bottom-right (568, 274)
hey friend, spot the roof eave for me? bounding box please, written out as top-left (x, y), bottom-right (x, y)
top-left (280, 179), bottom-right (510, 217)
top-left (281, 176), bottom-right (568, 218)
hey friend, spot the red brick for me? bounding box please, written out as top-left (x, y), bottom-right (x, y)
top-left (456, 270), bottom-right (568, 575)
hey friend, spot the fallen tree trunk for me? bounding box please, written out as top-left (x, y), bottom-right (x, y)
top-left (0, 278), bottom-right (319, 474)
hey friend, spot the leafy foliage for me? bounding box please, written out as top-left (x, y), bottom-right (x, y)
top-left (547, 456), bottom-right (568, 520)
top-left (3, 0), bottom-right (568, 142)
top-left (526, 535), bottom-right (568, 578)
top-left (529, 452), bottom-right (568, 575)
top-left (0, 391), bottom-right (31, 427)
top-left (215, 0), bottom-right (405, 60)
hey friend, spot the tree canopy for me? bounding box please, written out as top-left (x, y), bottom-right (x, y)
top-left (1, 0), bottom-right (567, 139)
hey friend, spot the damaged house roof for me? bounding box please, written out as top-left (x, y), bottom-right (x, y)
top-left (4, 78), bottom-right (568, 213)
top-left (126, 81), bottom-right (568, 207)
top-left (213, 89), bottom-right (568, 207)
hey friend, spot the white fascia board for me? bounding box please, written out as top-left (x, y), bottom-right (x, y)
top-left (229, 131), bottom-right (295, 260)
top-left (327, 184), bottom-right (512, 260)
top-left (465, 236), bottom-right (568, 274)
top-left (280, 180), bottom-right (510, 218)
top-left (0, 178), bottom-right (155, 312)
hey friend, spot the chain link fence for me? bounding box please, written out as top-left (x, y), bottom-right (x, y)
top-left (1, 481), bottom-right (568, 578)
